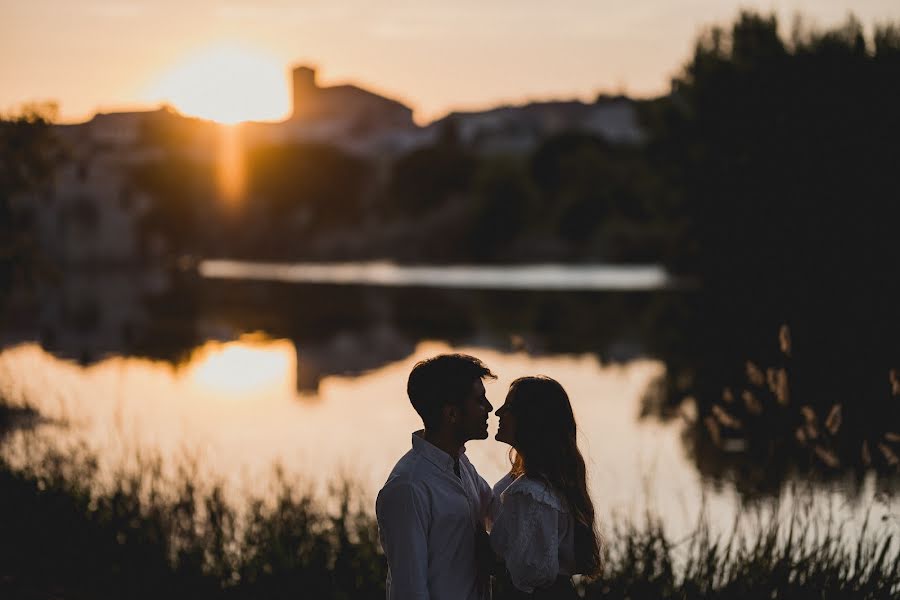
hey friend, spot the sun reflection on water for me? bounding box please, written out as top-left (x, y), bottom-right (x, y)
top-left (187, 335), bottom-right (294, 397)
top-left (0, 338), bottom-right (690, 527)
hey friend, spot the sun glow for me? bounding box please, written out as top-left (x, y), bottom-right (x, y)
top-left (187, 336), bottom-right (296, 397)
top-left (143, 43), bottom-right (290, 124)
top-left (217, 124), bottom-right (246, 203)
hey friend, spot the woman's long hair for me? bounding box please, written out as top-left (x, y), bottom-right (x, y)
top-left (506, 376), bottom-right (601, 577)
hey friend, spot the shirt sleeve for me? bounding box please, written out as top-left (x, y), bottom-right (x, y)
top-left (376, 480), bottom-right (431, 600)
top-left (490, 490), bottom-right (560, 593)
top-left (475, 471), bottom-right (496, 531)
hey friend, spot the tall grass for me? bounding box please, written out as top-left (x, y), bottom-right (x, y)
top-left (0, 438), bottom-right (386, 599)
top-left (590, 507), bottom-right (899, 599)
top-left (689, 325), bottom-right (900, 478)
top-left (1, 411), bottom-right (898, 599)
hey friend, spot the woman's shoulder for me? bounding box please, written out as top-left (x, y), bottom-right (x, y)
top-left (502, 474), bottom-right (566, 512)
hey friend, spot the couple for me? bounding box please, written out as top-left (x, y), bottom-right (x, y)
top-left (376, 354), bottom-right (601, 600)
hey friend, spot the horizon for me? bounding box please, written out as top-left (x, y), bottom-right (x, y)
top-left (3, 1), bottom-right (900, 125)
top-left (31, 69), bottom-right (651, 129)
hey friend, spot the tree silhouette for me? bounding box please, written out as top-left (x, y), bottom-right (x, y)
top-left (643, 12), bottom-right (900, 456)
top-left (0, 104), bottom-right (59, 297)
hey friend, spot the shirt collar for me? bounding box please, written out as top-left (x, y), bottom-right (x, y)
top-left (411, 430), bottom-right (466, 474)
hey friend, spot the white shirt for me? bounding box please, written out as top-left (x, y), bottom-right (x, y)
top-left (490, 473), bottom-right (576, 593)
top-left (376, 430), bottom-right (494, 600)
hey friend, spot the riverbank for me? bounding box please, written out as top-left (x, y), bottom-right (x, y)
top-left (1, 402), bottom-right (897, 599)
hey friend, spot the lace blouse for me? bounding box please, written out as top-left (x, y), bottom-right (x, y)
top-left (489, 473), bottom-right (576, 593)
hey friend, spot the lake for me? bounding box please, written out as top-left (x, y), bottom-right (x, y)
top-left (0, 262), bottom-right (896, 543)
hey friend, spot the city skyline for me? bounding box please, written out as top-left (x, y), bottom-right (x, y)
top-left (3, 0), bottom-right (899, 124)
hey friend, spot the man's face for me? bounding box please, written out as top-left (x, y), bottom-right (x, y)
top-left (454, 379), bottom-right (493, 441)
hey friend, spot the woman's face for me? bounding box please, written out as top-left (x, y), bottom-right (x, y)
top-left (494, 389), bottom-right (518, 446)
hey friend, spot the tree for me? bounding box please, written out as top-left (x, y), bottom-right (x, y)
top-left (466, 158), bottom-right (537, 261)
top-left (246, 143), bottom-right (372, 231)
top-left (382, 146), bottom-right (477, 218)
top-left (131, 156), bottom-right (218, 257)
top-left (0, 104), bottom-right (59, 296)
top-left (645, 11), bottom-right (900, 435)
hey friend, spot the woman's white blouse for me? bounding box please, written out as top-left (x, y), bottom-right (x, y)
top-left (489, 473), bottom-right (576, 593)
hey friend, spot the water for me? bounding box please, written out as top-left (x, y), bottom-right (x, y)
top-left (199, 260), bottom-right (672, 291)
top-left (0, 263), bottom-right (896, 542)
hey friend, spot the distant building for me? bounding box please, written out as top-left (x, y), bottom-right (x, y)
top-left (582, 96), bottom-right (646, 144)
top-left (430, 96), bottom-right (646, 156)
top-left (244, 65), bottom-right (424, 157)
top-left (10, 108), bottom-right (212, 265)
top-left (11, 63), bottom-right (652, 267)
top-left (290, 66), bottom-right (413, 129)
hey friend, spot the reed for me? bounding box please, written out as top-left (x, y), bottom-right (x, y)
top-left (1, 396), bottom-right (898, 599)
top-left (691, 325), bottom-right (900, 475)
top-left (0, 435), bottom-right (385, 599)
top-left (587, 506), bottom-right (899, 599)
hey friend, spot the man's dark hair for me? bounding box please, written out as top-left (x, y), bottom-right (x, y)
top-left (407, 354), bottom-right (496, 430)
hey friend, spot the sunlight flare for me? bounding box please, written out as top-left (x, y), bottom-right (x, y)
top-left (216, 124), bottom-right (246, 203)
top-left (143, 43), bottom-right (290, 124)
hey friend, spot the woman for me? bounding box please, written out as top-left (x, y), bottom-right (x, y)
top-left (490, 376), bottom-right (601, 599)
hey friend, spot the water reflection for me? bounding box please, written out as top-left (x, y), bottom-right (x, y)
top-left (200, 260), bottom-right (672, 291)
top-left (0, 269), bottom-right (169, 365)
top-left (188, 336), bottom-right (294, 396)
top-left (1, 266), bottom-right (897, 545)
top-left (0, 338), bottom-right (661, 516)
top-left (0, 337), bottom-right (896, 542)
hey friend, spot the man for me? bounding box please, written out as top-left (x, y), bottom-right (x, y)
top-left (376, 354), bottom-right (497, 600)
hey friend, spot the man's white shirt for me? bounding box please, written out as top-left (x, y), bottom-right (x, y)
top-left (376, 430), bottom-right (494, 600)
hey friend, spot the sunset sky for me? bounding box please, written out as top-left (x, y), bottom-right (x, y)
top-left (2, 0), bottom-right (899, 125)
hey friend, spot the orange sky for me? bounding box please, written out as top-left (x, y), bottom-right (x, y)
top-left (2, 0), bottom-right (898, 125)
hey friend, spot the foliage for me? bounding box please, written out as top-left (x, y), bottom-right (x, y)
top-left (0, 104), bottom-right (60, 294)
top-left (383, 144), bottom-right (477, 218)
top-left (378, 130), bottom-right (674, 262)
top-left (651, 12), bottom-right (900, 288)
top-left (0, 104), bottom-right (58, 202)
top-left (466, 158), bottom-right (538, 261)
top-left (245, 143), bottom-right (372, 232)
top-left (0, 427), bottom-right (897, 599)
top-left (0, 438), bottom-right (385, 600)
top-left (529, 132), bottom-right (676, 260)
top-left (678, 325), bottom-right (900, 497)
top-left (641, 11), bottom-right (900, 431)
top-left (131, 157), bottom-right (219, 257)
top-left (587, 507), bottom-right (900, 600)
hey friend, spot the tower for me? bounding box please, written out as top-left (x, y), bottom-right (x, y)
top-left (291, 66), bottom-right (318, 120)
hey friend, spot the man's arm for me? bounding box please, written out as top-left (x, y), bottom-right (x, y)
top-left (474, 471), bottom-right (502, 578)
top-left (475, 471), bottom-right (497, 530)
top-left (376, 480), bottom-right (431, 600)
